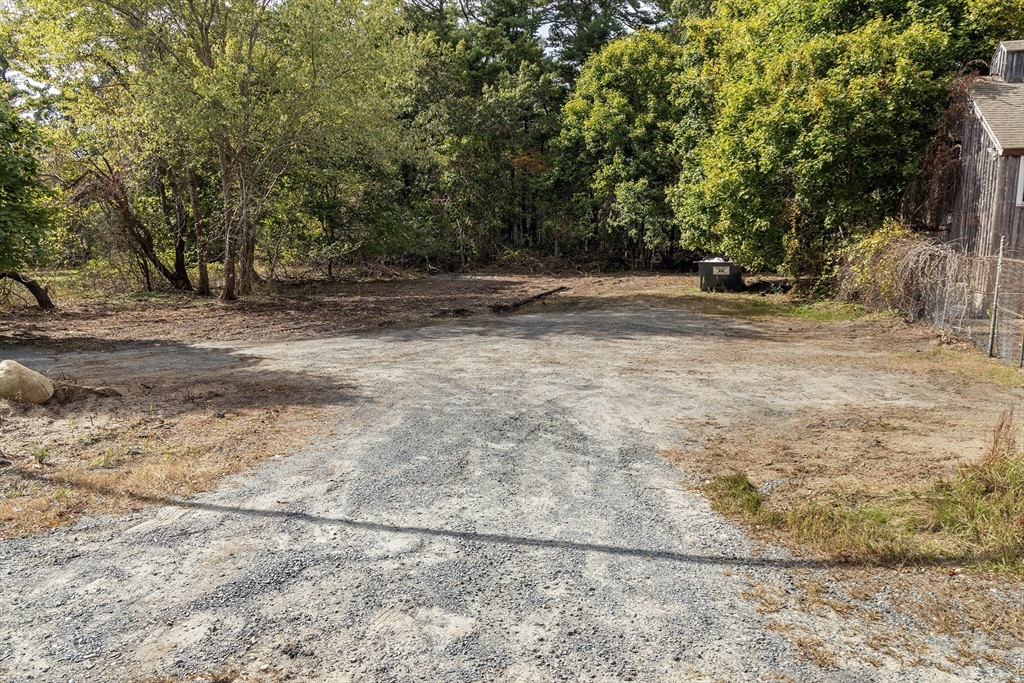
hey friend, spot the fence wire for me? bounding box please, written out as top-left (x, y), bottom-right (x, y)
top-left (918, 244), bottom-right (1024, 368)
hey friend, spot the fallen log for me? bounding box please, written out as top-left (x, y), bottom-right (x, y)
top-left (490, 286), bottom-right (569, 313)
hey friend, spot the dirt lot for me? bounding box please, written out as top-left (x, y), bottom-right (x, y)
top-left (1, 273), bottom-right (1021, 537)
top-left (0, 275), bottom-right (570, 535)
top-left (1, 273), bottom-right (1023, 680)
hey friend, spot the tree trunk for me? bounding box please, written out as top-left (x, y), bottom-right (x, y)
top-left (222, 228), bottom-right (237, 301)
top-left (187, 166), bottom-right (211, 296)
top-left (122, 210), bottom-right (189, 290)
top-left (166, 166), bottom-right (193, 290)
top-left (139, 255), bottom-right (153, 291)
top-left (154, 162), bottom-right (193, 291)
top-left (99, 168), bottom-right (189, 291)
top-left (1, 271), bottom-right (55, 310)
top-left (218, 144), bottom-right (237, 301)
top-left (238, 225), bottom-right (259, 296)
top-left (457, 218), bottom-right (466, 268)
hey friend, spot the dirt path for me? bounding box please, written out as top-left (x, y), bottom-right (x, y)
top-left (2, 304), bottom-right (1022, 681)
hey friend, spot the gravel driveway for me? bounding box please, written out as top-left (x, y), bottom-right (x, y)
top-left (0, 308), bottom-right (1013, 682)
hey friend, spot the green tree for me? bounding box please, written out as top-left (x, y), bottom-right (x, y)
top-left (545, 0), bottom-right (664, 77)
top-left (20, 0), bottom-right (417, 296)
top-left (0, 98), bottom-right (53, 308)
top-left (403, 0), bottom-right (569, 264)
top-left (670, 1), bottom-right (954, 274)
top-left (964, 0), bottom-right (1024, 53)
top-left (556, 31), bottom-right (684, 268)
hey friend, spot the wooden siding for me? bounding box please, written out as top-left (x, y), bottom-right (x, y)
top-left (942, 113), bottom-right (1024, 258)
top-left (993, 42), bottom-right (1024, 83)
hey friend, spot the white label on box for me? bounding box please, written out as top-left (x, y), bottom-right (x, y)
top-left (712, 266), bottom-right (730, 275)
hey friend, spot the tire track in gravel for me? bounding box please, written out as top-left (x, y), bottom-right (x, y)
top-left (0, 308), bottom-right (1010, 682)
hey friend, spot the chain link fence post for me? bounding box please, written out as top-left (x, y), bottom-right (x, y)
top-left (988, 236), bottom-right (1005, 358)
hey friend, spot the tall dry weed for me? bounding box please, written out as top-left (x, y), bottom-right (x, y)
top-left (928, 408), bottom-right (1024, 569)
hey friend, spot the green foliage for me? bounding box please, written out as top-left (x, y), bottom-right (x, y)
top-left (964, 0), bottom-right (1024, 49)
top-left (557, 31), bottom-right (685, 266)
top-left (15, 0), bottom-right (418, 289)
top-left (928, 410), bottom-right (1024, 570)
top-left (840, 218), bottom-right (914, 296)
top-left (545, 0), bottom-right (664, 75)
top-left (0, 100), bottom-right (49, 271)
top-left (704, 472), bottom-right (765, 517)
top-left (407, 18), bottom-right (567, 263)
top-left (670, 1), bottom-right (955, 274)
top-left (1, 0), bottom-right (1018, 285)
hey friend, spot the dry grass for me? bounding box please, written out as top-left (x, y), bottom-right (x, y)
top-left (739, 585), bottom-right (786, 614)
top-left (528, 275), bottom-right (870, 322)
top-left (663, 336), bottom-right (1013, 518)
top-left (928, 409), bottom-right (1024, 570)
top-left (0, 379), bottom-right (338, 537)
top-left (0, 272), bottom-right (575, 348)
top-left (739, 566), bottom-right (1024, 673)
top-left (763, 619), bottom-right (798, 633)
top-left (0, 406), bottom-right (331, 536)
top-left (792, 578), bottom-right (856, 616)
top-left (793, 635), bottom-right (838, 668)
top-left (762, 611), bottom-right (843, 669)
top-left (703, 412), bottom-right (1024, 666)
top-left (904, 573), bottom-right (1024, 642)
top-left (137, 666), bottom-right (239, 682)
top-left (703, 409), bottom-right (1024, 571)
top-left (906, 345), bottom-right (1024, 389)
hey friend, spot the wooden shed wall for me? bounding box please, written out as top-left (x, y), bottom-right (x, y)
top-left (942, 112), bottom-right (1024, 258)
top-left (992, 46), bottom-right (1024, 83)
top-left (994, 157), bottom-right (1024, 256)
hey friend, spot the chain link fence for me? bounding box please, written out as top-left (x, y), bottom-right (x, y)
top-left (840, 237), bottom-right (1024, 369)
top-left (916, 240), bottom-right (1024, 368)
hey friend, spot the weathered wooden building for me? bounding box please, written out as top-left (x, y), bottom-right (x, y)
top-left (913, 41), bottom-right (1024, 257)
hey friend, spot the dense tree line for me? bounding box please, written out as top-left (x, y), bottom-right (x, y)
top-left (0, 0), bottom-right (1021, 301)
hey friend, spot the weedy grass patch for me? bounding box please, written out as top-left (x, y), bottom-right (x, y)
top-left (899, 345), bottom-right (1024, 389)
top-left (705, 409), bottom-right (1024, 572)
top-left (612, 279), bottom-right (870, 322)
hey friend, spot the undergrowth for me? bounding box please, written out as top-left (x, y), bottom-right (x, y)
top-left (705, 409), bottom-right (1024, 571)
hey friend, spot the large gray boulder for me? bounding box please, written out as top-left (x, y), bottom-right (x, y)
top-left (0, 360), bottom-right (54, 404)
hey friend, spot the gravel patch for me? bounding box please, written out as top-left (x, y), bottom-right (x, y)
top-left (0, 308), bottom-right (1016, 681)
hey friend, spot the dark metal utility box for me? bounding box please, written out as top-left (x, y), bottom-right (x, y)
top-left (697, 260), bottom-right (745, 292)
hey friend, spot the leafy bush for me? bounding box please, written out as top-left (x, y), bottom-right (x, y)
top-left (0, 101), bottom-right (50, 272)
